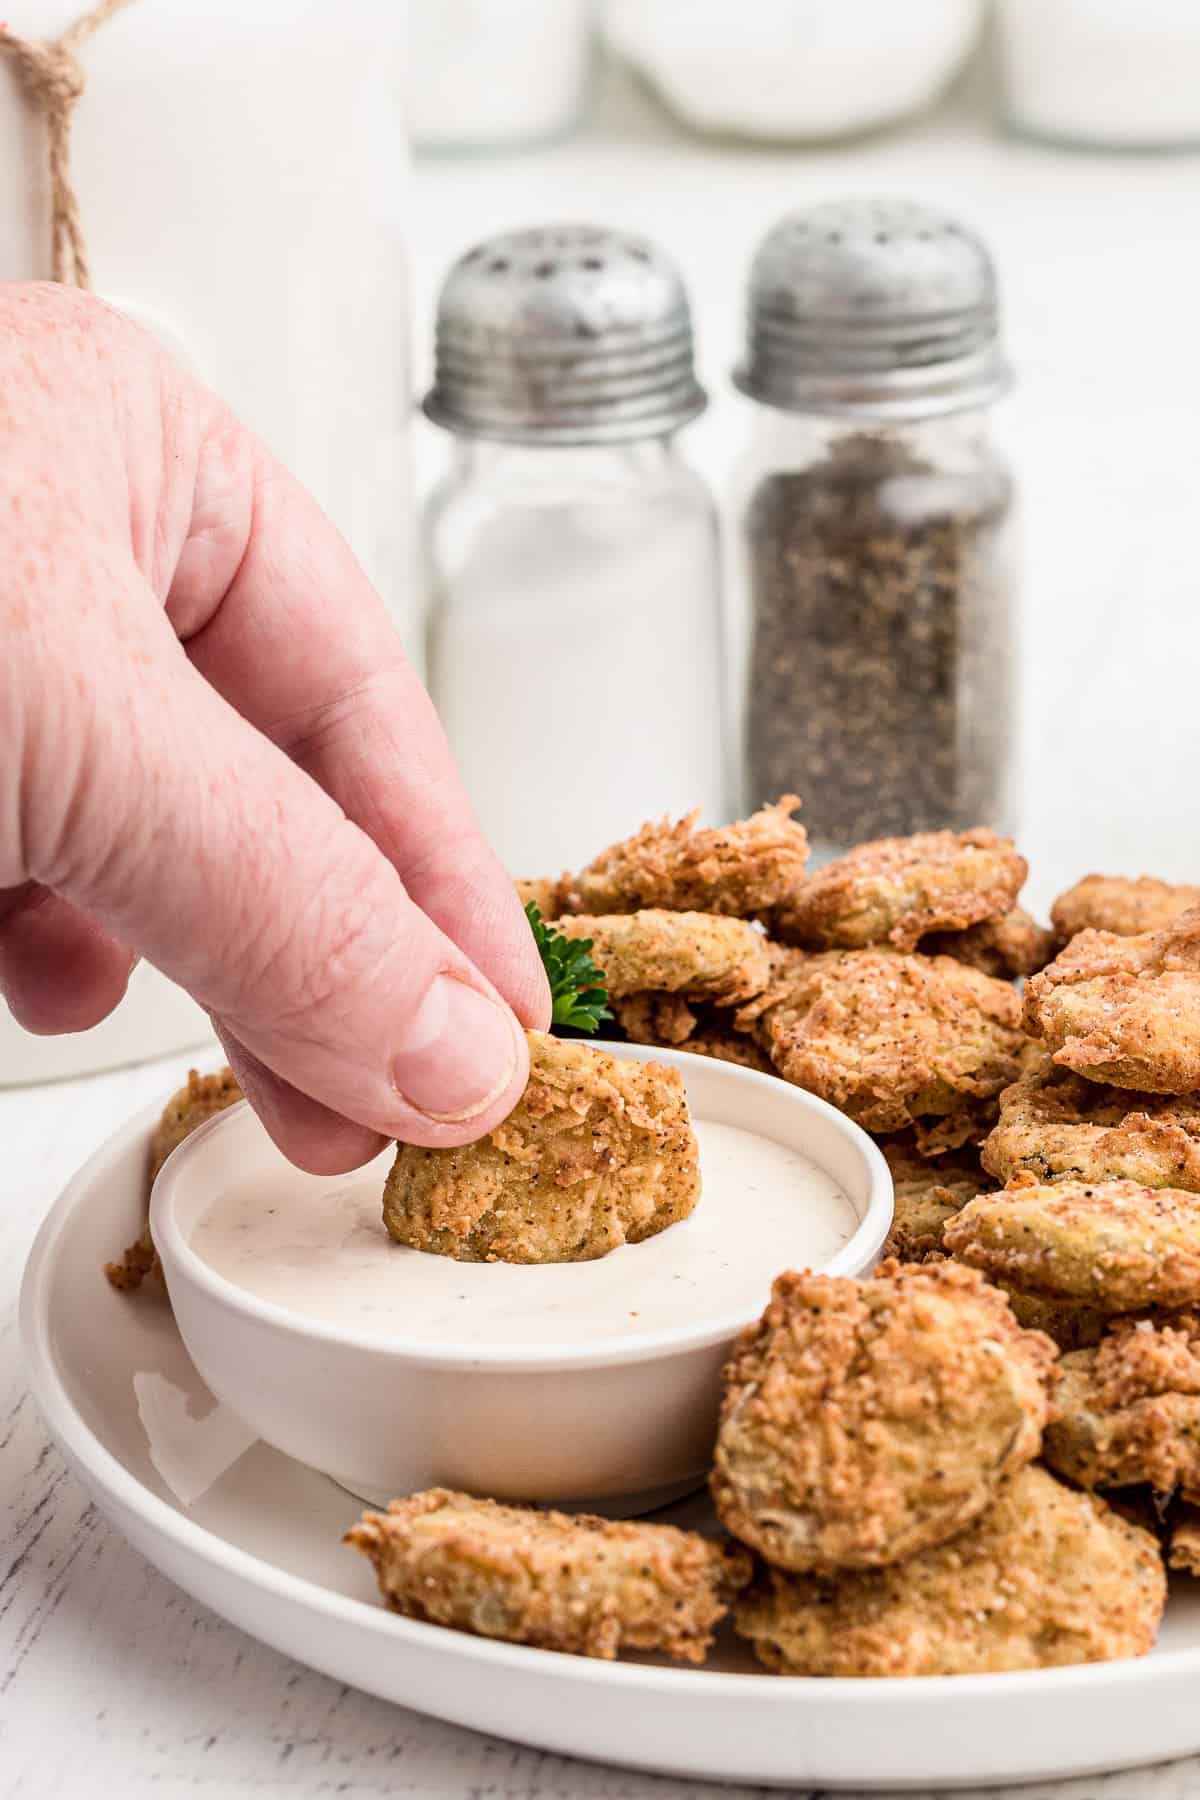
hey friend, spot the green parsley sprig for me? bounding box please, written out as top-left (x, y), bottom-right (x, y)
top-left (525, 901), bottom-right (612, 1035)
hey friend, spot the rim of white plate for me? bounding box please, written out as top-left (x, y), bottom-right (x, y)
top-left (17, 1092), bottom-right (1200, 1706)
top-left (149, 1044), bottom-right (896, 1371)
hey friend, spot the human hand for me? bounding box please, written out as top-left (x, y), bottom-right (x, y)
top-left (0, 284), bottom-right (550, 1171)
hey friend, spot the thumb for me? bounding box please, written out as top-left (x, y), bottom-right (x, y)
top-left (26, 571), bottom-right (530, 1157)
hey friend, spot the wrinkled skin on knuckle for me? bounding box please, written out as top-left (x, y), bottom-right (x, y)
top-left (0, 284), bottom-right (216, 887)
top-left (223, 816), bottom-right (427, 1045)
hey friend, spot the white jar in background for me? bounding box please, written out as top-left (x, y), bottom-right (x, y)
top-left (996, 0), bottom-right (1200, 149)
top-left (422, 227), bottom-right (728, 878)
top-left (603, 0), bottom-right (985, 142)
top-left (407, 0), bottom-right (594, 151)
top-left (0, 0), bottom-right (411, 1082)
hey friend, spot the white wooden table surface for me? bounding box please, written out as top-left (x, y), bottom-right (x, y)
top-left (3, 1051), bottom-right (1200, 1799)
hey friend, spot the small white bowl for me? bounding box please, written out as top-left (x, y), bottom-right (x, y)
top-left (151, 1044), bottom-right (892, 1512)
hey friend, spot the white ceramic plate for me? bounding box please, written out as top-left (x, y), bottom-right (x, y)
top-left (21, 1095), bottom-right (1200, 1790)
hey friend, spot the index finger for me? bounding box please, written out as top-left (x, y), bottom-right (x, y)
top-left (166, 411), bottom-right (550, 1032)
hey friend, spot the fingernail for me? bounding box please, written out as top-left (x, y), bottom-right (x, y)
top-left (391, 976), bottom-right (519, 1122)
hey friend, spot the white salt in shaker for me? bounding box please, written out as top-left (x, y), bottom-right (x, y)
top-left (423, 226), bottom-right (728, 877)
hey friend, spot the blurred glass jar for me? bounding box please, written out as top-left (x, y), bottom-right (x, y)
top-left (996, 0), bottom-right (1200, 150)
top-left (423, 227), bottom-right (727, 877)
top-left (603, 0), bottom-right (984, 143)
top-left (0, 0), bottom-right (410, 1081)
top-left (732, 201), bottom-right (1017, 858)
top-left (407, 0), bottom-right (595, 151)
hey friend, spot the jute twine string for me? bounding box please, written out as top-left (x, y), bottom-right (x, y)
top-left (0, 0), bottom-right (136, 287)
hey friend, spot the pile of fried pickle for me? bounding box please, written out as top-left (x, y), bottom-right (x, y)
top-left (121, 799), bottom-right (1200, 1676)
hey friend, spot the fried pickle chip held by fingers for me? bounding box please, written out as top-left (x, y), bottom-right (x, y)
top-left (945, 1173), bottom-right (1200, 1313)
top-left (104, 1066), bottom-right (243, 1292)
top-left (771, 828), bottom-right (1026, 954)
top-left (880, 1137), bottom-right (990, 1262)
top-left (1043, 1316), bottom-right (1200, 1501)
top-left (981, 1052), bottom-right (1200, 1191)
top-left (382, 1031), bottom-right (699, 1264)
top-left (733, 1465), bottom-right (1164, 1677)
top-left (567, 797), bottom-right (808, 918)
top-left (554, 910), bottom-right (770, 1005)
top-left (735, 946), bottom-right (1026, 1137)
top-left (1052, 874), bottom-right (1200, 947)
top-left (1024, 909), bottom-right (1200, 1094)
top-left (347, 1489), bottom-right (752, 1663)
top-left (922, 907), bottom-right (1055, 980)
top-left (711, 1262), bottom-right (1056, 1573)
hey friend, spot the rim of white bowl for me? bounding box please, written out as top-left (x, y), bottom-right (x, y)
top-left (18, 1127), bottom-right (1200, 1704)
top-left (150, 1044), bottom-right (895, 1372)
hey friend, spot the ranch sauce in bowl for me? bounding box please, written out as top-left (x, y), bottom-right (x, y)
top-left (190, 1118), bottom-right (857, 1350)
top-left (153, 1045), bottom-right (891, 1506)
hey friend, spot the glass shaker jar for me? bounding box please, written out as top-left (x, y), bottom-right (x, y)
top-left (733, 199), bottom-right (1016, 859)
top-left (424, 226), bottom-right (728, 878)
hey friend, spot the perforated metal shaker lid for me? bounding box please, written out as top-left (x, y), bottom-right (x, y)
top-left (424, 225), bottom-right (706, 445)
top-left (736, 199), bottom-right (1012, 420)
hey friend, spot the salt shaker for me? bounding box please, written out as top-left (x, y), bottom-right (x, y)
top-left (732, 199), bottom-right (1016, 858)
top-left (423, 226), bottom-right (728, 877)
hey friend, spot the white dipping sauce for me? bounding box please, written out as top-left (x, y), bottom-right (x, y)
top-left (190, 1119), bottom-right (857, 1349)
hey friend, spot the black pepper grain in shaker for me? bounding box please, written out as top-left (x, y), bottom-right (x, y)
top-left (746, 433), bottom-right (1014, 851)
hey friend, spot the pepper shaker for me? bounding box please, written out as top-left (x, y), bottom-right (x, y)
top-left (423, 225), bottom-right (728, 877)
top-left (732, 199), bottom-right (1017, 858)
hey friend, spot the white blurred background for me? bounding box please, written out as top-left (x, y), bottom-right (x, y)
top-left (407, 1), bottom-right (1200, 918)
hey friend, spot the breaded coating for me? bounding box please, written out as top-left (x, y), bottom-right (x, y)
top-left (1052, 874), bottom-right (1200, 946)
top-left (922, 907), bottom-right (1055, 980)
top-left (382, 1031), bottom-right (699, 1264)
top-left (735, 946), bottom-right (1026, 1137)
top-left (104, 1066), bottom-right (242, 1293)
top-left (981, 1051), bottom-right (1200, 1191)
top-left (711, 1262), bottom-right (1056, 1573)
top-left (567, 797), bottom-right (808, 919)
top-left (514, 876), bottom-right (569, 921)
top-left (880, 1137), bottom-right (989, 1262)
top-left (1024, 909), bottom-right (1200, 1094)
top-left (680, 1030), bottom-right (774, 1075)
top-left (1043, 1317), bottom-right (1200, 1501)
top-left (612, 991), bottom-right (700, 1047)
top-left (772, 828), bottom-right (1025, 954)
top-left (612, 994), bottom-right (774, 1073)
top-left (554, 910), bottom-right (770, 1005)
top-left (1169, 1506), bottom-right (1200, 1575)
top-left (346, 1488), bottom-right (752, 1663)
top-left (910, 1102), bottom-right (1001, 1158)
top-left (733, 1465), bottom-right (1164, 1677)
top-left (1000, 1286), bottom-right (1111, 1353)
top-left (945, 1172), bottom-right (1200, 1312)
top-left (148, 1066), bottom-right (243, 1183)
